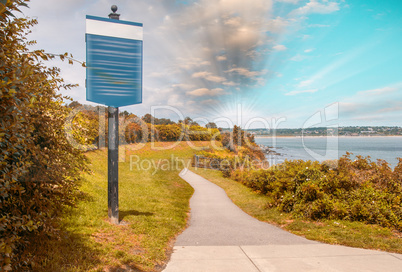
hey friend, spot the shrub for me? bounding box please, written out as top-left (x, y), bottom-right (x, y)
top-left (123, 123), bottom-right (221, 144)
top-left (1, 2), bottom-right (87, 269)
top-left (187, 125), bottom-right (221, 141)
top-left (157, 124), bottom-right (182, 141)
top-left (71, 107), bottom-right (99, 147)
top-left (125, 120), bottom-right (143, 143)
top-left (227, 154), bottom-right (402, 230)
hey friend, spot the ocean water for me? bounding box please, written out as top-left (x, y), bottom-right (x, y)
top-left (255, 136), bottom-right (402, 168)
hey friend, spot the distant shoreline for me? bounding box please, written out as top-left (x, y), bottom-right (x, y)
top-left (254, 135), bottom-right (402, 138)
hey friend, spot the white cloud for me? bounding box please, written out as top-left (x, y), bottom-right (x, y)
top-left (187, 88), bottom-right (226, 97)
top-left (276, 72), bottom-right (283, 77)
top-left (309, 24), bottom-right (331, 27)
top-left (273, 44), bottom-right (287, 51)
top-left (285, 89), bottom-right (318, 96)
top-left (290, 54), bottom-right (307, 61)
top-left (293, 0), bottom-right (340, 15)
top-left (216, 55), bottom-right (227, 61)
top-left (201, 99), bottom-right (219, 105)
top-left (377, 104), bottom-right (402, 113)
top-left (276, 0), bottom-right (300, 4)
top-left (304, 48), bottom-right (314, 53)
top-left (145, 0), bottom-right (277, 111)
top-left (356, 86), bottom-right (396, 96)
top-left (192, 71), bottom-right (226, 83)
top-left (167, 93), bottom-right (184, 107)
top-left (223, 81), bottom-right (238, 86)
top-left (265, 17), bottom-right (291, 33)
top-left (339, 83), bottom-right (402, 120)
top-left (172, 83), bottom-right (195, 90)
top-left (298, 79), bottom-right (314, 87)
top-left (149, 72), bottom-right (166, 78)
top-left (224, 17), bottom-right (242, 27)
top-left (20, 0), bottom-right (347, 119)
top-left (225, 67), bottom-right (266, 78)
top-left (176, 57), bottom-right (211, 70)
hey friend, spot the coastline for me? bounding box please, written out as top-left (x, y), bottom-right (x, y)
top-left (254, 135), bottom-right (402, 138)
top-left (254, 135), bottom-right (401, 168)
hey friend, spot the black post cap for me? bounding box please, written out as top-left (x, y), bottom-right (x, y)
top-left (109, 5), bottom-right (120, 20)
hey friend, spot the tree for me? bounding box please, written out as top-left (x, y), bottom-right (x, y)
top-left (183, 116), bottom-right (193, 125)
top-left (142, 113), bottom-right (154, 124)
top-left (119, 110), bottom-right (130, 117)
top-left (232, 125), bottom-right (241, 146)
top-left (206, 122), bottom-right (217, 129)
top-left (0, 1), bottom-right (87, 269)
top-left (156, 118), bottom-right (175, 125)
top-left (68, 100), bottom-right (82, 108)
top-left (183, 116), bottom-right (200, 126)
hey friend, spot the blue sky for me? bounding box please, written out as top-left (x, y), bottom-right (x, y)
top-left (22, 0), bottom-right (402, 128)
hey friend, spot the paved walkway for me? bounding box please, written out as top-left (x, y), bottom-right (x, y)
top-left (162, 169), bottom-right (402, 272)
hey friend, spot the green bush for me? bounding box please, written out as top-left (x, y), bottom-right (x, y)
top-left (124, 124), bottom-right (222, 143)
top-left (187, 125), bottom-right (221, 141)
top-left (229, 154), bottom-right (402, 230)
top-left (156, 124), bottom-right (182, 141)
top-left (0, 1), bottom-right (87, 270)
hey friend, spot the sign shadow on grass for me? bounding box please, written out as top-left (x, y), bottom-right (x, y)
top-left (118, 209), bottom-right (154, 221)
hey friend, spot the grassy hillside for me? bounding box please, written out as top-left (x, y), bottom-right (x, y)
top-left (29, 141), bottom-right (211, 271)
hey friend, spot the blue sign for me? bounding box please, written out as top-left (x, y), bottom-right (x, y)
top-left (86, 15), bottom-right (143, 107)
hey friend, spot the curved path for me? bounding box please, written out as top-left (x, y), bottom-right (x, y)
top-left (175, 169), bottom-right (314, 246)
top-left (163, 169), bottom-right (402, 271)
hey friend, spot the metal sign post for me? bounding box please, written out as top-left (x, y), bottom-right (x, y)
top-left (85, 5), bottom-right (143, 224)
top-left (108, 106), bottom-right (119, 224)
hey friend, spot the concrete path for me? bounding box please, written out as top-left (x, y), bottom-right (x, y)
top-left (162, 169), bottom-right (402, 272)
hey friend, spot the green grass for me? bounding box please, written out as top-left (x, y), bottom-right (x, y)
top-left (191, 167), bottom-right (402, 254)
top-left (29, 141), bottom-right (212, 271)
